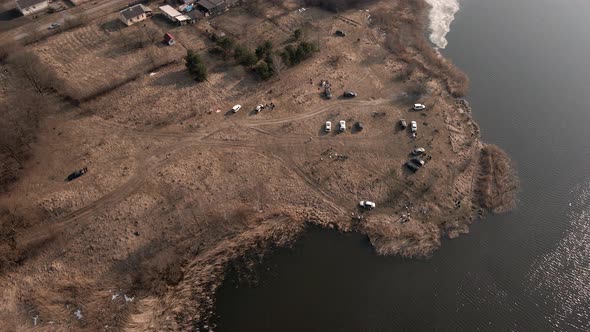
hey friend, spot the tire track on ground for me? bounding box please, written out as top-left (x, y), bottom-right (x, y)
top-left (17, 145), bottom-right (180, 246)
top-left (244, 98), bottom-right (389, 127)
top-left (272, 153), bottom-right (348, 216)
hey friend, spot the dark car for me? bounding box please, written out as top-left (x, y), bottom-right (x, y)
top-left (410, 157), bottom-right (425, 167)
top-left (405, 161), bottom-right (419, 172)
top-left (355, 122), bottom-right (364, 131)
top-left (335, 30), bottom-right (346, 37)
top-left (325, 86), bottom-right (332, 99)
top-left (343, 91), bottom-right (357, 98)
top-left (67, 167), bottom-right (88, 181)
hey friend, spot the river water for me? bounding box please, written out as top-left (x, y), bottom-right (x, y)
top-left (215, 0), bottom-right (590, 330)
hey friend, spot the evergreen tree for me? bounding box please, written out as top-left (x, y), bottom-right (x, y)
top-left (185, 50), bottom-right (208, 82)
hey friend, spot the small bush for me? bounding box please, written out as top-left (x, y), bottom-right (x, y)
top-left (239, 52), bottom-right (258, 67)
top-left (254, 61), bottom-right (273, 80)
top-left (234, 46), bottom-right (258, 67)
top-left (234, 46), bottom-right (247, 60)
top-left (255, 40), bottom-right (273, 60)
top-left (216, 36), bottom-right (235, 51)
top-left (215, 36), bottom-right (235, 59)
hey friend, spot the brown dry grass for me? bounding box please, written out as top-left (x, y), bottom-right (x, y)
top-left (32, 18), bottom-right (184, 102)
top-left (359, 215), bottom-right (441, 257)
top-left (475, 144), bottom-right (519, 213)
top-left (372, 1), bottom-right (469, 97)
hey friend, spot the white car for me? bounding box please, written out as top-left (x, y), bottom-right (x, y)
top-left (231, 104), bottom-right (241, 113)
top-left (339, 120), bottom-right (346, 132)
top-left (412, 148), bottom-right (425, 155)
top-left (255, 104), bottom-right (263, 113)
top-left (325, 121), bottom-right (332, 132)
top-left (359, 200), bottom-right (376, 209)
top-left (413, 103), bottom-right (426, 110)
top-left (410, 121), bottom-right (417, 132)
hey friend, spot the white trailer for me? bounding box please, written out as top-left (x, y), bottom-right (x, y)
top-left (160, 5), bottom-right (182, 22)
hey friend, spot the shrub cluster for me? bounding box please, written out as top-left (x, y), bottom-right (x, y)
top-left (280, 41), bottom-right (318, 66)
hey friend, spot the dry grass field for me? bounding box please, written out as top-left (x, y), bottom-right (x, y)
top-left (33, 15), bottom-right (185, 101)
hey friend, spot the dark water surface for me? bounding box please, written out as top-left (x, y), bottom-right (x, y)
top-left (215, 0), bottom-right (590, 330)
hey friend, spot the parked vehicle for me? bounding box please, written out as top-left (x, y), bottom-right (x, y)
top-left (180, 4), bottom-right (193, 12)
top-left (410, 121), bottom-right (417, 132)
top-left (399, 119), bottom-right (407, 129)
top-left (255, 104), bottom-right (264, 113)
top-left (339, 120), bottom-right (346, 132)
top-left (325, 86), bottom-right (332, 99)
top-left (410, 157), bottom-right (425, 166)
top-left (412, 148), bottom-right (425, 155)
top-left (48, 23), bottom-right (61, 30)
top-left (359, 200), bottom-right (376, 209)
top-left (231, 104), bottom-right (241, 113)
top-left (67, 167), bottom-right (88, 181)
top-left (413, 103), bottom-right (426, 111)
top-left (355, 122), bottom-right (364, 131)
top-left (406, 157), bottom-right (425, 172)
top-left (343, 91), bottom-right (357, 98)
top-left (325, 121), bottom-right (332, 132)
top-left (335, 30), bottom-right (346, 36)
top-left (406, 161), bottom-right (419, 172)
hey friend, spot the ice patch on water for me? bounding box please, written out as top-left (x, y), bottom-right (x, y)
top-left (425, 0), bottom-right (460, 49)
top-left (527, 180), bottom-right (590, 330)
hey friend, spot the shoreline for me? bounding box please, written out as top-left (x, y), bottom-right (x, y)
top-left (129, 1), bottom-right (518, 330)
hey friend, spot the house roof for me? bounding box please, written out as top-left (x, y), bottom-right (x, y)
top-left (120, 4), bottom-right (151, 20)
top-left (16, 0), bottom-right (46, 9)
top-left (159, 5), bottom-right (182, 18)
top-left (196, 0), bottom-right (225, 11)
top-left (186, 11), bottom-right (200, 20)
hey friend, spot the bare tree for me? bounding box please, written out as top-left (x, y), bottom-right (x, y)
top-left (0, 88), bottom-right (52, 190)
top-left (8, 51), bottom-right (57, 95)
top-left (0, 40), bottom-right (22, 63)
top-left (63, 12), bottom-right (87, 31)
top-left (144, 26), bottom-right (161, 44)
top-left (270, 53), bottom-right (285, 77)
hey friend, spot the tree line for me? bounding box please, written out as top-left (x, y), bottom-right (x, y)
top-left (187, 29), bottom-right (318, 82)
top-left (0, 42), bottom-right (60, 192)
